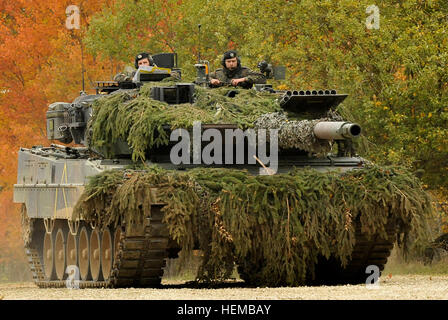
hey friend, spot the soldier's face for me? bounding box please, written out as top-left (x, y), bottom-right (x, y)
top-left (138, 58), bottom-right (151, 67)
top-left (225, 57), bottom-right (238, 70)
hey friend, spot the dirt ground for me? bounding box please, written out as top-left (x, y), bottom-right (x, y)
top-left (0, 275), bottom-right (447, 300)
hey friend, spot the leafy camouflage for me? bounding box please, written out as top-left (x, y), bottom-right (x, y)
top-left (254, 112), bottom-right (335, 156)
top-left (73, 164), bottom-right (434, 285)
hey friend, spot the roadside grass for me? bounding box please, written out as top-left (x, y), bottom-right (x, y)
top-left (383, 247), bottom-right (448, 275)
top-left (162, 250), bottom-right (241, 283)
top-left (163, 258), bottom-right (198, 282)
top-left (0, 263), bottom-right (32, 284)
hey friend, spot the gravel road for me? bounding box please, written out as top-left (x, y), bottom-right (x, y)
top-left (0, 275), bottom-right (447, 300)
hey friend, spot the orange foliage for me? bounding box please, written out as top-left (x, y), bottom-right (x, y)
top-left (393, 66), bottom-right (407, 82)
top-left (0, 0), bottom-right (113, 271)
top-left (0, 191), bottom-right (22, 264)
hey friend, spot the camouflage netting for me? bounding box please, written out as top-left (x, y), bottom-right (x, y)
top-left (87, 83), bottom-right (342, 160)
top-left (254, 112), bottom-right (334, 155)
top-left (73, 165), bottom-right (434, 286)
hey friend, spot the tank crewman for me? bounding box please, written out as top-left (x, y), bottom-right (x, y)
top-left (114, 52), bottom-right (181, 82)
top-left (209, 50), bottom-right (266, 89)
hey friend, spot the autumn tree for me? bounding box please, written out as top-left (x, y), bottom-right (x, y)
top-left (0, 0), bottom-right (113, 281)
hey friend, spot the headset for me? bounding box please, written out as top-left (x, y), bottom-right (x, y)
top-left (135, 52), bottom-right (155, 69)
top-left (221, 50), bottom-right (241, 68)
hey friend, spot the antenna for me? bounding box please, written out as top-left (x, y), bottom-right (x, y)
top-left (80, 40), bottom-right (86, 95)
top-left (197, 24), bottom-right (201, 63)
top-left (194, 24), bottom-right (209, 87)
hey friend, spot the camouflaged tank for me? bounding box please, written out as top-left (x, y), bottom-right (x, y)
top-left (13, 53), bottom-right (430, 288)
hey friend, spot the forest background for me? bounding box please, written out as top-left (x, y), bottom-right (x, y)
top-left (0, 0), bottom-right (447, 281)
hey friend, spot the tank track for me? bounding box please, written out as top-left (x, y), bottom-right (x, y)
top-left (24, 205), bottom-right (171, 288)
top-left (237, 221), bottom-right (396, 286)
top-left (310, 222), bottom-right (396, 285)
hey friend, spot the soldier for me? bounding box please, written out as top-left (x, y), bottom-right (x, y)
top-left (209, 50), bottom-right (266, 89)
top-left (114, 52), bottom-right (180, 82)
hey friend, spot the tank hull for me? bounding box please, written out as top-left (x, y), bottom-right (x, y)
top-left (14, 146), bottom-right (397, 288)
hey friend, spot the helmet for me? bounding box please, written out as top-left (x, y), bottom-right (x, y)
top-left (221, 50), bottom-right (241, 68)
top-left (134, 52), bottom-right (154, 68)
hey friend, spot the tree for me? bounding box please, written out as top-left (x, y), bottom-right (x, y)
top-left (84, 0), bottom-right (448, 189)
top-left (0, 0), bottom-right (112, 280)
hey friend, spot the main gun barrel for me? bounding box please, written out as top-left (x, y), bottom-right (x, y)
top-left (313, 121), bottom-right (361, 140)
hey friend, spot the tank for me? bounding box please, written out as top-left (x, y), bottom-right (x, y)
top-left (13, 53), bottom-right (431, 288)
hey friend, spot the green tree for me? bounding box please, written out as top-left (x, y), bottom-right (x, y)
top-left (84, 0), bottom-right (448, 188)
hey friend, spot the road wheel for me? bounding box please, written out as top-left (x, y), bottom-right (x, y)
top-left (90, 228), bottom-right (102, 281)
top-left (43, 232), bottom-right (55, 280)
top-left (101, 227), bottom-right (113, 280)
top-left (54, 228), bottom-right (66, 280)
top-left (78, 226), bottom-right (91, 281)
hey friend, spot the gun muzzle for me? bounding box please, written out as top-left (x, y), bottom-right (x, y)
top-left (313, 121), bottom-right (361, 140)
